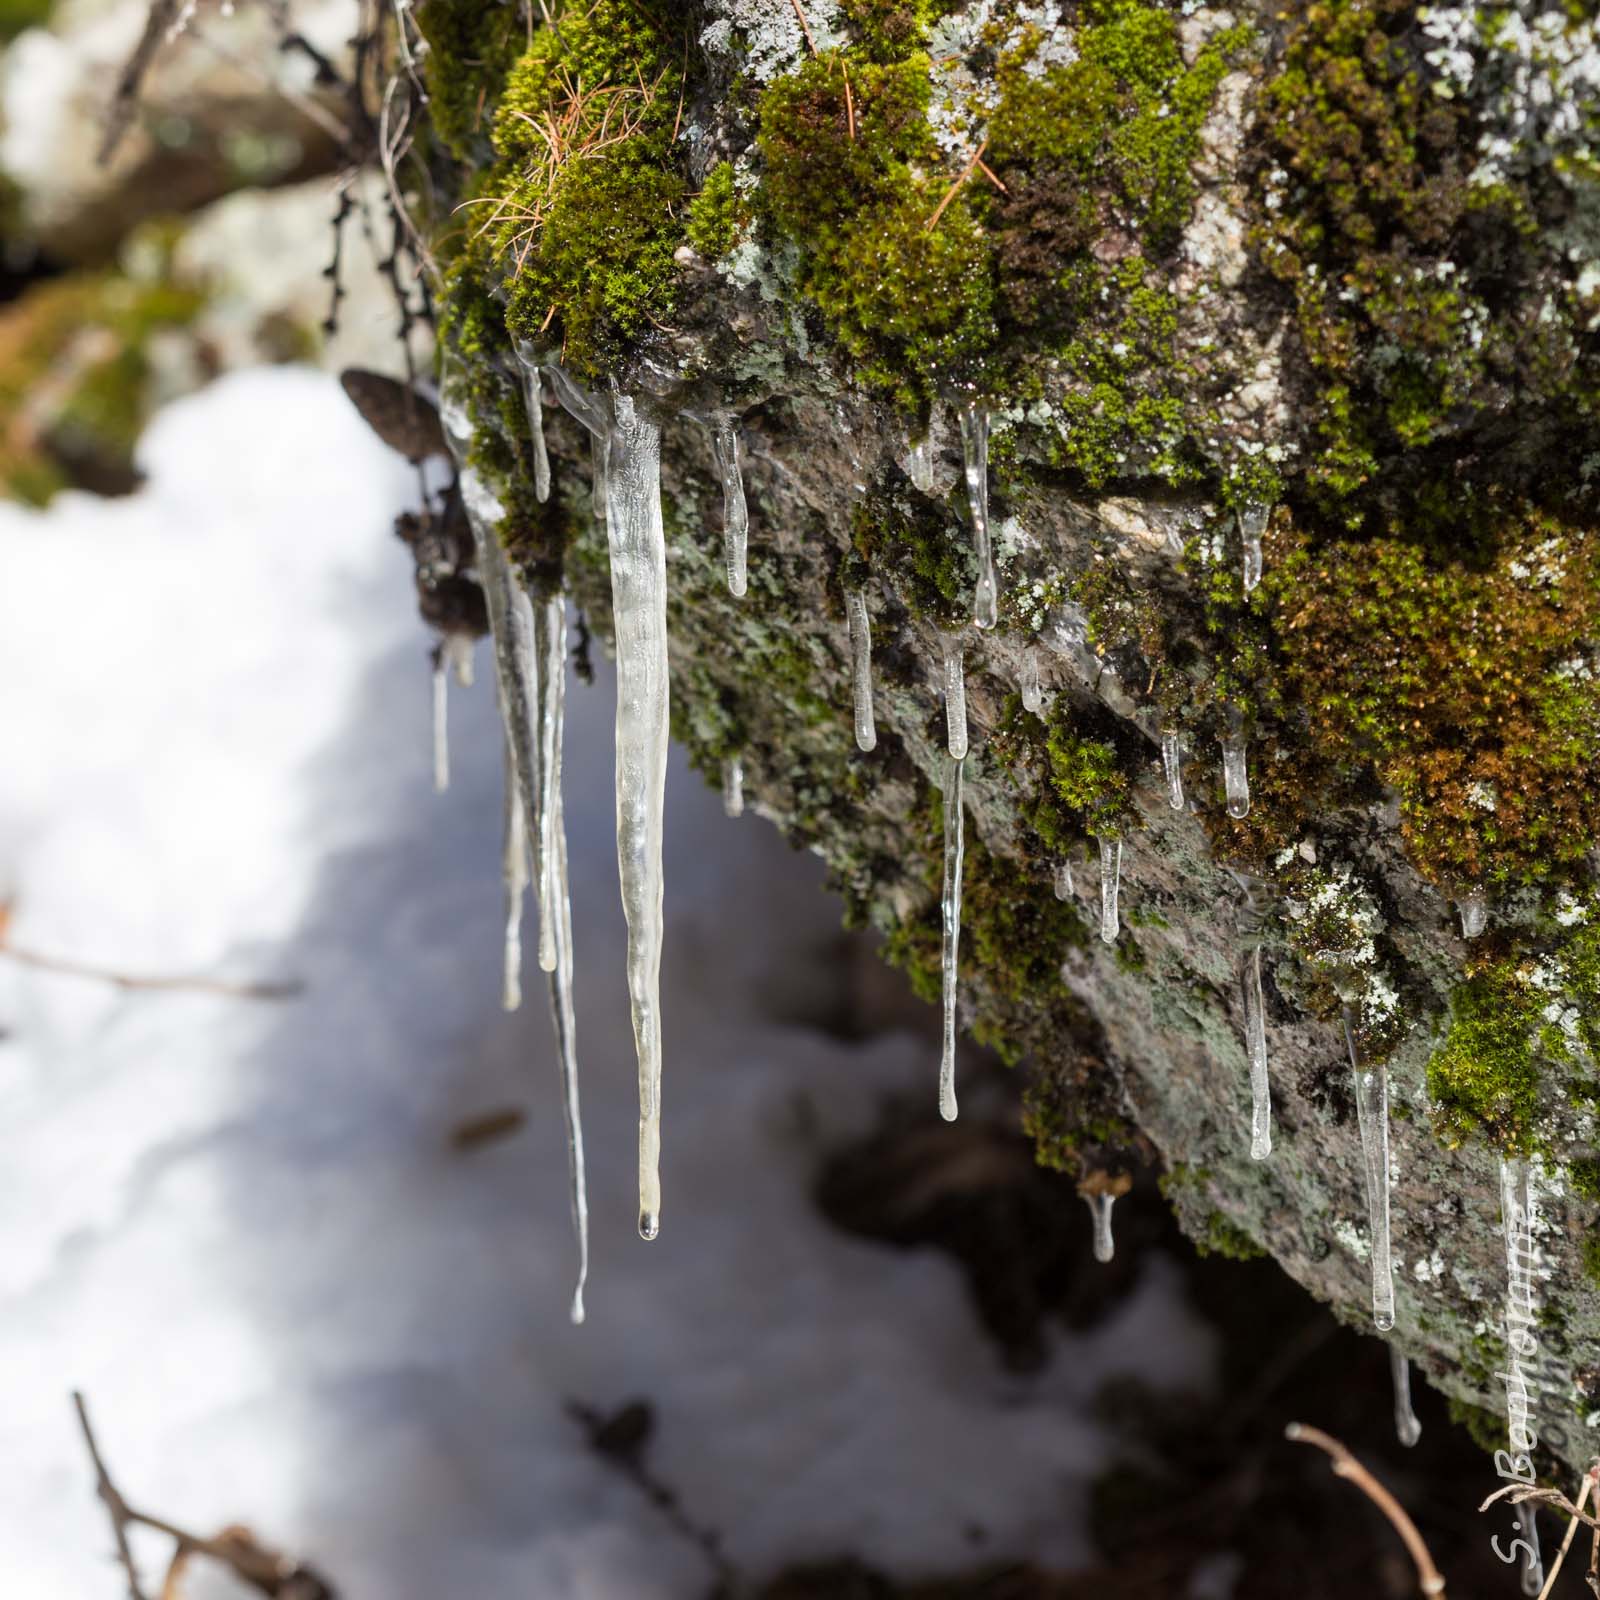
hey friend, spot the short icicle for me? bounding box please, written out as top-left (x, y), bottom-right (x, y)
top-left (1021, 646), bottom-right (1044, 715)
top-left (1243, 944), bottom-right (1271, 1160)
top-left (1054, 858), bottom-right (1074, 900)
top-left (1222, 721), bottom-right (1251, 819)
top-left (845, 587), bottom-right (877, 752)
top-left (939, 753), bottom-right (965, 1123)
top-left (712, 418), bottom-right (749, 598)
top-left (943, 640), bottom-right (968, 760)
top-left (1161, 729), bottom-right (1184, 812)
top-left (443, 630), bottom-right (475, 689)
top-left (1389, 1346), bottom-right (1422, 1448)
top-left (907, 414), bottom-right (937, 494)
top-left (1239, 501), bottom-right (1268, 595)
top-left (499, 730), bottom-right (527, 1012)
top-left (1086, 1193), bottom-right (1116, 1263)
top-left (431, 648), bottom-right (450, 794)
top-left (1344, 1010), bottom-right (1395, 1331)
top-left (1098, 837), bottom-right (1122, 945)
top-left (723, 755), bottom-right (744, 818)
top-left (1459, 888), bottom-right (1488, 939)
top-left (513, 343), bottom-right (552, 504)
top-left (958, 404), bottom-right (998, 630)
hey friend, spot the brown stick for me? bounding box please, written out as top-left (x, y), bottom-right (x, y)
top-left (788, 0), bottom-right (816, 54)
top-left (926, 140), bottom-right (989, 231)
top-left (842, 63), bottom-right (855, 140)
top-left (1533, 1467), bottom-right (1597, 1600)
top-left (73, 1392), bottom-right (149, 1600)
top-left (2, 941), bottom-right (301, 1001)
top-left (1286, 1423), bottom-right (1447, 1597)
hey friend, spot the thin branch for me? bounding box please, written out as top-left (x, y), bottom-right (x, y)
top-left (976, 157), bottom-right (1008, 194)
top-left (1482, 1479), bottom-right (1600, 1534)
top-left (2, 940), bottom-right (300, 1001)
top-left (842, 62), bottom-right (855, 140)
top-left (788, 0), bottom-right (817, 53)
top-left (74, 1392), bottom-right (148, 1600)
top-left (926, 139), bottom-right (989, 232)
top-left (1533, 1467), bottom-right (1598, 1600)
top-left (97, 0), bottom-right (184, 166)
top-left (1286, 1423), bottom-right (1447, 1597)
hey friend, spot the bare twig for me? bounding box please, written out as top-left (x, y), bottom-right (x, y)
top-left (1529, 1466), bottom-right (1599, 1600)
top-left (842, 62), bottom-right (855, 140)
top-left (74, 1393), bottom-right (148, 1600)
top-left (976, 158), bottom-right (1009, 194)
top-left (926, 139), bottom-right (989, 231)
top-left (97, 0), bottom-right (185, 166)
top-left (1, 938), bottom-right (301, 1001)
top-left (1286, 1423), bottom-right (1447, 1597)
top-left (788, 0), bottom-right (817, 54)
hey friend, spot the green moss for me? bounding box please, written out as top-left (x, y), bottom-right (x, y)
top-left (685, 161), bottom-right (743, 260)
top-left (1448, 1396), bottom-right (1509, 1458)
top-left (838, 0), bottom-right (945, 62)
top-left (1194, 1212), bottom-right (1266, 1261)
top-left (1581, 1234), bottom-right (1600, 1288)
top-left (416, 0), bottom-right (528, 162)
top-left (1427, 959), bottom-right (1545, 1154)
top-left (1043, 723), bottom-right (1133, 841)
top-left (1568, 1157), bottom-right (1600, 1203)
top-left (850, 482), bottom-right (967, 627)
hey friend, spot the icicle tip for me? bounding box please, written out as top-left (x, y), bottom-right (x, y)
top-left (638, 1209), bottom-right (660, 1241)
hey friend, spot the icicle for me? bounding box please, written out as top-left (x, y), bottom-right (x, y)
top-left (1459, 888), bottom-right (1487, 939)
top-left (907, 428), bottom-right (936, 494)
top-left (1222, 724), bottom-right (1250, 819)
top-left (943, 640), bottom-right (968, 760)
top-left (1390, 1347), bottom-right (1422, 1448)
top-left (939, 754), bottom-right (965, 1123)
top-left (513, 347), bottom-right (552, 504)
top-left (534, 595), bottom-right (569, 974)
top-left (1099, 837), bottom-right (1122, 945)
top-left (606, 393), bottom-right (672, 1242)
top-left (1054, 859), bottom-right (1075, 900)
top-left (1021, 646), bottom-right (1044, 715)
top-left (958, 405), bottom-right (998, 630)
top-left (441, 629), bottom-right (474, 688)
top-left (592, 434), bottom-right (609, 527)
top-left (431, 650), bottom-right (450, 794)
top-left (1239, 501), bottom-right (1268, 595)
top-left (712, 418), bottom-right (749, 598)
top-left (500, 732), bottom-right (527, 1012)
top-left (1085, 1192), bottom-right (1117, 1263)
top-left (723, 755), bottom-right (744, 818)
top-left (1344, 1011), bottom-right (1395, 1331)
top-left (845, 588), bottom-right (876, 752)
top-left (1161, 729), bottom-right (1184, 812)
top-left (1244, 944), bottom-right (1271, 1161)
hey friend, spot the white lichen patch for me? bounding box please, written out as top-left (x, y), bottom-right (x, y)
top-left (702, 0), bottom-right (844, 82)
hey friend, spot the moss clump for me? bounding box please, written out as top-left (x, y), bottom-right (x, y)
top-left (685, 161), bottom-right (743, 260)
top-left (837, 0), bottom-right (943, 62)
top-left (1582, 1234), bottom-right (1600, 1289)
top-left (1195, 1212), bottom-right (1266, 1262)
top-left (1269, 509), bottom-right (1600, 890)
top-left (850, 482), bottom-right (967, 628)
top-left (416, 0), bottom-right (528, 162)
top-left (1427, 958), bottom-right (1545, 1154)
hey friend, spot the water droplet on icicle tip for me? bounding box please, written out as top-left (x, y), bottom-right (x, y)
top-left (1021, 646), bottom-right (1044, 714)
top-left (1239, 501), bottom-right (1269, 595)
top-left (712, 418), bottom-right (749, 598)
top-left (1344, 1010), bottom-right (1395, 1332)
top-left (1244, 943), bottom-right (1271, 1161)
top-left (939, 754), bottom-right (965, 1123)
top-left (431, 649), bottom-right (450, 794)
top-left (1389, 1346), bottom-right (1422, 1448)
top-left (1054, 858), bottom-right (1074, 900)
top-left (1222, 723), bottom-right (1250, 819)
top-left (1161, 729), bottom-right (1184, 812)
top-left (1098, 837), bottom-right (1122, 945)
top-left (1085, 1192), bottom-right (1117, 1263)
top-left (638, 1209), bottom-right (660, 1241)
top-left (958, 404), bottom-right (998, 630)
top-left (722, 755), bottom-right (744, 818)
top-left (942, 640), bottom-right (969, 761)
top-left (846, 588), bottom-right (876, 752)
top-left (1459, 889), bottom-right (1487, 939)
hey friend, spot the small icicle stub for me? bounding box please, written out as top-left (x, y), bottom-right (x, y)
top-left (1239, 501), bottom-right (1269, 595)
top-left (1085, 1192), bottom-right (1117, 1263)
top-left (939, 754), bottom-right (965, 1123)
top-left (1459, 888), bottom-right (1488, 939)
top-left (906, 412), bottom-right (937, 494)
top-left (1389, 1347), bottom-right (1422, 1448)
top-left (512, 341), bottom-right (552, 504)
top-left (943, 639), bottom-right (969, 761)
top-left (845, 587), bottom-right (876, 752)
top-left (1221, 717), bottom-right (1251, 819)
top-left (431, 647), bottom-right (450, 794)
top-left (1054, 858), bottom-right (1074, 901)
top-left (1020, 646), bottom-right (1044, 715)
top-left (722, 755), bottom-right (744, 818)
top-left (1098, 837), bottom-right (1122, 945)
top-left (1344, 1011), bottom-right (1395, 1332)
top-left (1160, 729), bottom-right (1184, 812)
top-left (1244, 944), bottom-right (1271, 1160)
top-left (712, 417), bottom-right (749, 598)
top-left (958, 405), bottom-right (998, 630)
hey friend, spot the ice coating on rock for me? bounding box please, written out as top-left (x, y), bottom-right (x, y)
top-left (1054, 859), bottom-right (1074, 900)
top-left (606, 393), bottom-right (672, 1242)
top-left (712, 418), bottom-right (749, 598)
top-left (431, 651), bottom-right (450, 794)
top-left (1099, 837), bottom-right (1121, 945)
top-left (500, 731), bottom-right (527, 1013)
top-left (1244, 944), bottom-right (1271, 1161)
top-left (1222, 727), bottom-right (1250, 819)
top-left (1021, 646), bottom-right (1044, 714)
top-left (907, 420), bottom-right (936, 493)
top-left (939, 754), bottom-right (965, 1123)
top-left (1239, 501), bottom-right (1268, 594)
top-left (1161, 730), bottom-right (1184, 812)
top-left (845, 587), bottom-right (876, 752)
top-left (1460, 889), bottom-right (1488, 939)
top-left (958, 405), bottom-right (997, 629)
top-left (943, 641), bottom-right (968, 761)
top-left (723, 755), bottom-right (744, 818)
top-left (1389, 1347), bottom-right (1421, 1448)
top-left (1086, 1193), bottom-right (1116, 1263)
top-left (535, 595), bottom-right (567, 975)
top-left (1344, 1012), bottom-right (1395, 1331)
top-left (513, 344), bottom-right (552, 504)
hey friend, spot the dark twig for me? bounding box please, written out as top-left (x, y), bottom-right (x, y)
top-left (73, 1393), bottom-right (147, 1600)
top-left (97, 0), bottom-right (184, 166)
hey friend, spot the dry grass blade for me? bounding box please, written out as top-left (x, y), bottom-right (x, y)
top-left (789, 0), bottom-right (817, 54)
top-left (1286, 1423), bottom-right (1447, 1596)
top-left (927, 140), bottom-right (989, 231)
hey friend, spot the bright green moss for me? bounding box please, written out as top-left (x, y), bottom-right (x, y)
top-left (416, 0), bottom-right (528, 162)
top-left (850, 484), bottom-right (967, 627)
top-left (837, 0), bottom-right (946, 62)
top-left (1043, 723), bottom-right (1133, 841)
top-left (685, 162), bottom-right (742, 260)
top-left (1194, 1212), bottom-right (1266, 1262)
top-left (1427, 961), bottom-right (1545, 1153)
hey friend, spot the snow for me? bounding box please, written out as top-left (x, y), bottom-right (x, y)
top-left (0, 368), bottom-right (1217, 1596)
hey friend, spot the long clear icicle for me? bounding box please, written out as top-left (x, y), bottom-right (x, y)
top-left (1460, 888), bottom-right (1487, 939)
top-left (431, 650), bottom-right (450, 793)
top-left (1244, 944), bottom-right (1271, 1161)
top-left (845, 588), bottom-right (876, 752)
top-left (1099, 837), bottom-right (1122, 945)
top-left (1161, 730), bottom-right (1184, 811)
top-left (959, 405), bottom-right (998, 630)
top-left (939, 754), bottom-right (964, 1123)
top-left (1021, 646), bottom-right (1044, 714)
top-left (943, 640), bottom-right (968, 760)
top-left (513, 346), bottom-right (552, 504)
top-left (535, 595), bottom-right (566, 975)
top-left (712, 418), bottom-right (748, 598)
top-left (723, 755), bottom-right (744, 817)
top-left (1054, 858), bottom-right (1074, 900)
top-left (500, 731), bottom-right (527, 1012)
top-left (1344, 1011), bottom-right (1395, 1331)
top-left (1239, 501), bottom-right (1268, 594)
top-left (607, 394), bottom-right (672, 1242)
top-left (1390, 1347), bottom-right (1422, 1448)
top-left (1086, 1193), bottom-right (1116, 1263)
top-left (1222, 725), bottom-right (1251, 819)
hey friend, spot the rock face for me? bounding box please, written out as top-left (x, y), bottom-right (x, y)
top-left (416, 0), bottom-right (1600, 1468)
